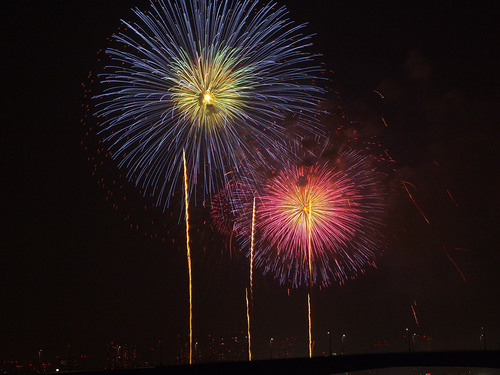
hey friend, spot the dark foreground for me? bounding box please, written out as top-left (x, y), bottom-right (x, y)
top-left (71, 351), bottom-right (499, 375)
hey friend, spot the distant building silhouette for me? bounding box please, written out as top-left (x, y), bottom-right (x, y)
top-left (271, 337), bottom-right (297, 359)
top-left (176, 331), bottom-right (248, 365)
top-left (106, 341), bottom-right (137, 369)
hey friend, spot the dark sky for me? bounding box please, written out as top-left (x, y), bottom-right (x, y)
top-left (2, 0), bottom-right (499, 368)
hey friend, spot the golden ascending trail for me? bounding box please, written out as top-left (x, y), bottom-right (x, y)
top-left (308, 293), bottom-right (312, 358)
top-left (247, 197), bottom-right (256, 361)
top-left (245, 288), bottom-right (251, 361)
top-left (307, 199), bottom-right (313, 358)
top-left (250, 197), bottom-right (256, 300)
top-left (183, 149), bottom-right (193, 365)
top-left (307, 199), bottom-right (313, 287)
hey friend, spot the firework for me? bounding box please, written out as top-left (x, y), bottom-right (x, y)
top-left (210, 180), bottom-right (249, 236)
top-left (210, 187), bottom-right (237, 237)
top-left (241, 148), bottom-right (387, 288)
top-left (94, 0), bottom-right (325, 209)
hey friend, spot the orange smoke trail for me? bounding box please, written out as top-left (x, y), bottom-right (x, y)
top-left (182, 149), bottom-right (193, 365)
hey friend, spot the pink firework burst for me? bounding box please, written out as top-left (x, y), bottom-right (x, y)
top-left (248, 150), bottom-right (387, 287)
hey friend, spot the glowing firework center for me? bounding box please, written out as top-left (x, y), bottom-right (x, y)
top-left (281, 176), bottom-right (328, 246)
top-left (261, 168), bottom-right (329, 280)
top-left (168, 48), bottom-right (252, 131)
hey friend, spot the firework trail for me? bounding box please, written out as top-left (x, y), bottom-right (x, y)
top-left (212, 188), bottom-right (255, 360)
top-left (245, 288), bottom-right (251, 361)
top-left (94, 0), bottom-right (325, 209)
top-left (238, 148), bottom-right (387, 288)
top-left (401, 180), bottom-right (430, 224)
top-left (373, 89), bottom-right (385, 99)
top-left (446, 188), bottom-right (458, 206)
top-left (182, 150), bottom-right (193, 364)
top-left (411, 301), bottom-right (420, 327)
top-left (306, 199), bottom-right (313, 358)
top-left (247, 197), bottom-right (256, 361)
top-left (444, 246), bottom-right (467, 282)
top-left (307, 203), bottom-right (313, 286)
top-left (250, 196), bottom-right (256, 300)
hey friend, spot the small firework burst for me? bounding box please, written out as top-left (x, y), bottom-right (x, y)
top-left (210, 180), bottom-right (254, 236)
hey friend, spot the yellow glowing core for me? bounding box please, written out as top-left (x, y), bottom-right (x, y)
top-left (203, 92), bottom-right (213, 104)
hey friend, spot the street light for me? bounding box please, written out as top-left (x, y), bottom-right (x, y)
top-left (269, 338), bottom-right (274, 360)
top-left (195, 340), bottom-right (199, 363)
top-left (38, 349), bottom-right (42, 372)
top-left (327, 331), bottom-right (332, 356)
top-left (405, 328), bottom-right (411, 352)
top-left (480, 327), bottom-right (486, 351)
top-left (341, 334), bottom-right (346, 355)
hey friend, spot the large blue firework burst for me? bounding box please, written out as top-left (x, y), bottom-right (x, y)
top-left (94, 0), bottom-right (325, 209)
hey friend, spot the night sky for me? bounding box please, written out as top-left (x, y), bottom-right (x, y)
top-left (2, 0), bottom-right (499, 369)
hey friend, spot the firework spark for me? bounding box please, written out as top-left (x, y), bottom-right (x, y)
top-left (444, 246), bottom-right (467, 282)
top-left (94, 0), bottom-right (325, 209)
top-left (373, 89), bottom-right (385, 99)
top-left (401, 180), bottom-right (430, 224)
top-left (411, 301), bottom-right (420, 327)
top-left (240, 149), bottom-right (387, 287)
top-left (446, 188), bottom-right (458, 206)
